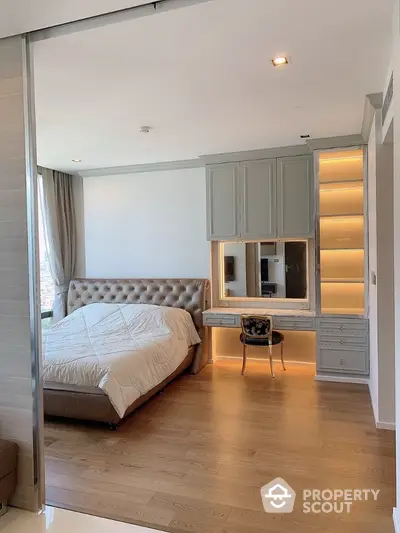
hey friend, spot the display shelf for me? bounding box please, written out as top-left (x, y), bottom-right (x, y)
top-left (319, 149), bottom-right (364, 183)
top-left (320, 180), bottom-right (363, 191)
top-left (320, 187), bottom-right (363, 217)
top-left (320, 249), bottom-right (364, 281)
top-left (319, 216), bottom-right (364, 250)
top-left (320, 307), bottom-right (365, 316)
top-left (321, 282), bottom-right (364, 313)
top-left (318, 148), bottom-right (365, 317)
top-left (321, 279), bottom-right (364, 283)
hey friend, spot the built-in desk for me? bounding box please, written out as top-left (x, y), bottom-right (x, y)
top-left (203, 308), bottom-right (316, 330)
top-left (203, 308), bottom-right (369, 381)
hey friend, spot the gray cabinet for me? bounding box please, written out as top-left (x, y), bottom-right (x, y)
top-left (206, 163), bottom-right (240, 240)
top-left (277, 155), bottom-right (314, 238)
top-left (316, 317), bottom-right (369, 376)
top-left (206, 154), bottom-right (314, 241)
top-left (241, 159), bottom-right (276, 240)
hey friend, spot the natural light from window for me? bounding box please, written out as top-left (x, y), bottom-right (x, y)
top-left (38, 176), bottom-right (54, 314)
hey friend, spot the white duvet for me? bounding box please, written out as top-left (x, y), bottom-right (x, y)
top-left (42, 303), bottom-right (200, 418)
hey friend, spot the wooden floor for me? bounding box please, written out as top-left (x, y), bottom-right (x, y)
top-left (44, 360), bottom-right (395, 533)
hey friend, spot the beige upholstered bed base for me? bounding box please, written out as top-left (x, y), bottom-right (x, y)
top-left (44, 348), bottom-right (195, 426)
top-left (43, 278), bottom-right (210, 426)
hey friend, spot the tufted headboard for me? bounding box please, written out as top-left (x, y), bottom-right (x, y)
top-left (67, 278), bottom-right (210, 331)
top-left (67, 278), bottom-right (210, 374)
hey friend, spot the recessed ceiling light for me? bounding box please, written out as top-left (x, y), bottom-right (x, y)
top-left (72, 159), bottom-right (82, 163)
top-left (271, 56), bottom-right (289, 67)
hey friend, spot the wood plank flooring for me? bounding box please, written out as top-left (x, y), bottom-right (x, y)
top-left (44, 360), bottom-right (395, 533)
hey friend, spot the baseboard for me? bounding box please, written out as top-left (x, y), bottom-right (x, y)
top-left (315, 374), bottom-right (369, 385)
top-left (368, 383), bottom-right (396, 430)
top-left (393, 508), bottom-right (400, 533)
top-left (368, 381), bottom-right (378, 425)
top-left (376, 420), bottom-right (396, 431)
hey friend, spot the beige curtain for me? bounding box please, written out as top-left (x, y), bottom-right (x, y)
top-left (40, 167), bottom-right (76, 322)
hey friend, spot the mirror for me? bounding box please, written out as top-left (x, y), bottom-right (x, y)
top-left (222, 241), bottom-right (307, 299)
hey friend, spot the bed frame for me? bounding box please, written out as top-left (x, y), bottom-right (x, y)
top-left (43, 278), bottom-right (210, 426)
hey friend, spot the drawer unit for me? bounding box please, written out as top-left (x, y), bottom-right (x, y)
top-left (318, 347), bottom-right (368, 375)
top-left (318, 336), bottom-right (367, 349)
top-left (318, 317), bottom-right (367, 337)
top-left (203, 313), bottom-right (239, 327)
top-left (273, 316), bottom-right (315, 331)
top-left (317, 317), bottom-right (369, 376)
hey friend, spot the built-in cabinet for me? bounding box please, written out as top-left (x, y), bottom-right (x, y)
top-left (205, 144), bottom-right (370, 382)
top-left (206, 155), bottom-right (313, 241)
top-left (277, 156), bottom-right (314, 238)
top-left (241, 160), bottom-right (276, 240)
top-left (317, 317), bottom-right (369, 376)
top-left (206, 163), bottom-right (239, 240)
top-left (315, 147), bottom-right (369, 379)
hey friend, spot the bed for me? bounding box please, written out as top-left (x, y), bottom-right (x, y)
top-left (42, 278), bottom-right (210, 426)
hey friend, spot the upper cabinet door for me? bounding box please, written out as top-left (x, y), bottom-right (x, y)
top-left (277, 155), bottom-right (314, 238)
top-left (206, 163), bottom-right (240, 241)
top-left (241, 159), bottom-right (277, 240)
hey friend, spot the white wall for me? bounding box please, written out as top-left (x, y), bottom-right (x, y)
top-left (391, 0), bottom-right (400, 520)
top-left (368, 109), bottom-right (395, 430)
top-left (82, 167), bottom-right (210, 279)
top-left (376, 123), bottom-right (395, 426)
top-left (368, 115), bottom-right (379, 418)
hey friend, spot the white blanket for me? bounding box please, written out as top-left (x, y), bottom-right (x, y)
top-left (43, 303), bottom-right (201, 418)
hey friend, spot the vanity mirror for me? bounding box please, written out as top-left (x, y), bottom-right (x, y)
top-left (221, 240), bottom-right (308, 300)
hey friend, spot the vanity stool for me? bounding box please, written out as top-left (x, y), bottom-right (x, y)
top-left (239, 315), bottom-right (285, 378)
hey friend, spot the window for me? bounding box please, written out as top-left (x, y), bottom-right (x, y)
top-left (38, 176), bottom-right (54, 326)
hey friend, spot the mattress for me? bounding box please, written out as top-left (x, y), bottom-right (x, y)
top-left (42, 303), bottom-right (201, 418)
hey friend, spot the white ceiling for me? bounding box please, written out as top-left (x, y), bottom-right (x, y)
top-left (0, 0), bottom-right (156, 38)
top-left (33, 0), bottom-right (394, 172)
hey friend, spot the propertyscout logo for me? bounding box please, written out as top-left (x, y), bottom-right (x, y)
top-left (261, 478), bottom-right (380, 514)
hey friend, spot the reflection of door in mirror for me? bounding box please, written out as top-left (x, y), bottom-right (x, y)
top-left (284, 242), bottom-right (307, 298)
top-left (221, 240), bottom-right (307, 300)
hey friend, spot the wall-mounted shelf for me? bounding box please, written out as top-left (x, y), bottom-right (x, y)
top-left (318, 148), bottom-right (365, 317)
top-left (321, 279), bottom-right (364, 284)
top-left (320, 307), bottom-right (365, 316)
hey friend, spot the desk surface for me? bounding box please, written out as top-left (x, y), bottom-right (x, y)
top-left (204, 307), bottom-right (316, 317)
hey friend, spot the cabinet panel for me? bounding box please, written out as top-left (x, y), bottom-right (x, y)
top-left (241, 159), bottom-right (276, 239)
top-left (318, 347), bottom-right (368, 375)
top-left (206, 164), bottom-right (240, 240)
top-left (273, 317), bottom-right (315, 330)
top-left (277, 155), bottom-right (313, 238)
top-left (203, 313), bottom-right (239, 327)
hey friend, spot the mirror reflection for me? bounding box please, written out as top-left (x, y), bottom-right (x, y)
top-left (222, 241), bottom-right (307, 299)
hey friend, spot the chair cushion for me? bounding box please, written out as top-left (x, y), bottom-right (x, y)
top-left (240, 331), bottom-right (284, 346)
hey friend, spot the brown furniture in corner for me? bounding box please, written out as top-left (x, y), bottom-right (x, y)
top-left (0, 439), bottom-right (17, 515)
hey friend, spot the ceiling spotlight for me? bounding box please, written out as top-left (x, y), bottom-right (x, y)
top-left (271, 56), bottom-right (289, 67)
top-left (72, 159), bottom-right (82, 163)
top-left (140, 126), bottom-right (151, 133)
